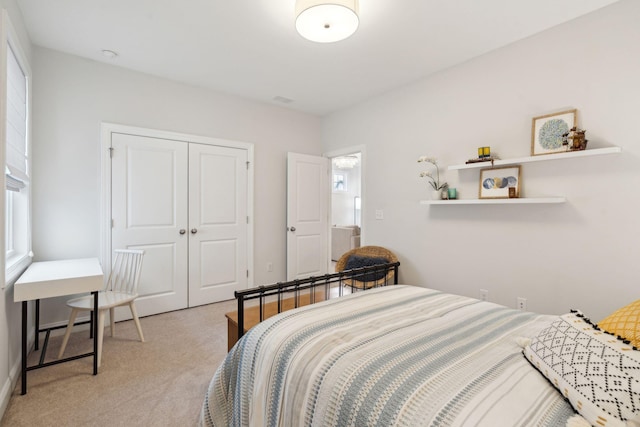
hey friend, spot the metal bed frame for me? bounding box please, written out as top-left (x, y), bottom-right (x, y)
top-left (234, 261), bottom-right (400, 341)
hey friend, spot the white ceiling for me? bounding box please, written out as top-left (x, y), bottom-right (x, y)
top-left (16, 0), bottom-right (618, 116)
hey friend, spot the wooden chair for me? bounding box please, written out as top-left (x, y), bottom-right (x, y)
top-left (335, 245), bottom-right (398, 289)
top-left (58, 249), bottom-right (145, 367)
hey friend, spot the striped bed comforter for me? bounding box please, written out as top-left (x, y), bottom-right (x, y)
top-left (200, 285), bottom-right (576, 426)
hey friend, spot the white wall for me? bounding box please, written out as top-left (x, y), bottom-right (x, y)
top-left (322, 0), bottom-right (640, 320)
top-left (30, 47), bottom-right (322, 325)
top-left (0, 0), bottom-right (31, 418)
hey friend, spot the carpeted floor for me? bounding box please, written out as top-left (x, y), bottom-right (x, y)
top-left (1, 298), bottom-right (236, 427)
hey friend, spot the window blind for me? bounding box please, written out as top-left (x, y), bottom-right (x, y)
top-left (5, 43), bottom-right (27, 192)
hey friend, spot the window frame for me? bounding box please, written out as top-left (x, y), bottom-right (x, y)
top-left (2, 9), bottom-right (32, 288)
top-left (5, 189), bottom-right (13, 256)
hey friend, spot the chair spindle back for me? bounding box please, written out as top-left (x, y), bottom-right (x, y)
top-left (107, 249), bottom-right (145, 294)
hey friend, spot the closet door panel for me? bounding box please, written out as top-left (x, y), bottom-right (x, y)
top-left (111, 133), bottom-right (189, 317)
top-left (188, 143), bottom-right (248, 307)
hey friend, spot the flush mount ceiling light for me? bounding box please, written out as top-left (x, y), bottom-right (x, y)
top-left (295, 0), bottom-right (359, 43)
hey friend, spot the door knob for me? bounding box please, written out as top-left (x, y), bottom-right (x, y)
top-left (191, 228), bottom-right (198, 234)
top-left (288, 226), bottom-right (296, 232)
top-left (179, 229), bottom-right (186, 235)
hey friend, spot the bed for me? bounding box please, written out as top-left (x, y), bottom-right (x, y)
top-left (200, 285), bottom-right (640, 427)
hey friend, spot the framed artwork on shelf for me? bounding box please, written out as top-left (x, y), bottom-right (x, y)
top-left (479, 166), bottom-right (521, 199)
top-left (531, 109), bottom-right (576, 156)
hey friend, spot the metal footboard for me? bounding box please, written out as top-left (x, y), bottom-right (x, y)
top-left (234, 261), bottom-right (400, 342)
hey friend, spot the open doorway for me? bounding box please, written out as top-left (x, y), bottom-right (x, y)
top-left (329, 152), bottom-right (362, 266)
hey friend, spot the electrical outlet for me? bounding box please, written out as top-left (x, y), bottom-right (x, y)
top-left (517, 297), bottom-right (527, 311)
top-left (375, 209), bottom-right (384, 220)
top-left (480, 289), bottom-right (489, 302)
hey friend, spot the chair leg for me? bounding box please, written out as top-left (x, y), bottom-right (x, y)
top-left (97, 310), bottom-right (106, 368)
top-left (129, 302), bottom-right (145, 342)
top-left (110, 307), bottom-right (115, 337)
top-left (58, 308), bottom-right (79, 359)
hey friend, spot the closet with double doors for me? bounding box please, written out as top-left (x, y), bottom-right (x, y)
top-left (103, 124), bottom-right (253, 319)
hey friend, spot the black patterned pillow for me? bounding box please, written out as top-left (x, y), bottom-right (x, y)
top-left (523, 311), bottom-right (640, 427)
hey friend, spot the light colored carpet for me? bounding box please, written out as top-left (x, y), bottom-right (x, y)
top-left (1, 299), bottom-right (236, 427)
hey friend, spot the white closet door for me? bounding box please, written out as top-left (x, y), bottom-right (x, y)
top-left (188, 143), bottom-right (248, 307)
top-left (111, 133), bottom-right (189, 317)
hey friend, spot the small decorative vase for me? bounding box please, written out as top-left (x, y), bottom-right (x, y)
top-left (431, 190), bottom-right (442, 200)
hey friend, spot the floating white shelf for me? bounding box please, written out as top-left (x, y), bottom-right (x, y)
top-left (448, 146), bottom-right (621, 171)
top-left (420, 197), bottom-right (566, 205)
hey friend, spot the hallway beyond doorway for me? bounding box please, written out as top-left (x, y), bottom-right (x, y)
top-left (330, 152), bottom-right (361, 263)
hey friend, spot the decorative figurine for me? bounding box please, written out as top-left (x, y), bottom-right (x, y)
top-left (561, 127), bottom-right (588, 151)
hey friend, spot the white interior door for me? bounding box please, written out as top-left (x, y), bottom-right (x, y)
top-left (111, 133), bottom-right (189, 317)
top-left (188, 143), bottom-right (248, 307)
top-left (287, 153), bottom-right (329, 280)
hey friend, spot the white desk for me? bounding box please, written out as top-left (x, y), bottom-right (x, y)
top-left (15, 258), bottom-right (103, 394)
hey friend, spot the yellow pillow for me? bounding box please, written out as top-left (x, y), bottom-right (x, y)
top-left (598, 299), bottom-right (640, 347)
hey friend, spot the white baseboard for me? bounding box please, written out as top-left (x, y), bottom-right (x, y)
top-left (0, 373), bottom-right (13, 422)
top-left (0, 328), bottom-right (35, 420)
top-left (40, 314), bottom-right (92, 337)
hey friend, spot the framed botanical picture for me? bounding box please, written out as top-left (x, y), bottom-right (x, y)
top-left (479, 166), bottom-right (521, 199)
top-left (531, 109), bottom-right (576, 156)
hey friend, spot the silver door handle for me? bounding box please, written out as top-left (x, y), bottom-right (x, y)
top-left (288, 226), bottom-right (296, 232)
top-left (191, 228), bottom-right (198, 234)
top-left (179, 229), bottom-right (186, 235)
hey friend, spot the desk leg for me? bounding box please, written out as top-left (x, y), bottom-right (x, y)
top-left (34, 299), bottom-right (40, 350)
top-left (21, 301), bottom-right (27, 395)
top-left (93, 291), bottom-right (98, 375)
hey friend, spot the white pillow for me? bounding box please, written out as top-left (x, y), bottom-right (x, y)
top-left (523, 311), bottom-right (640, 427)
